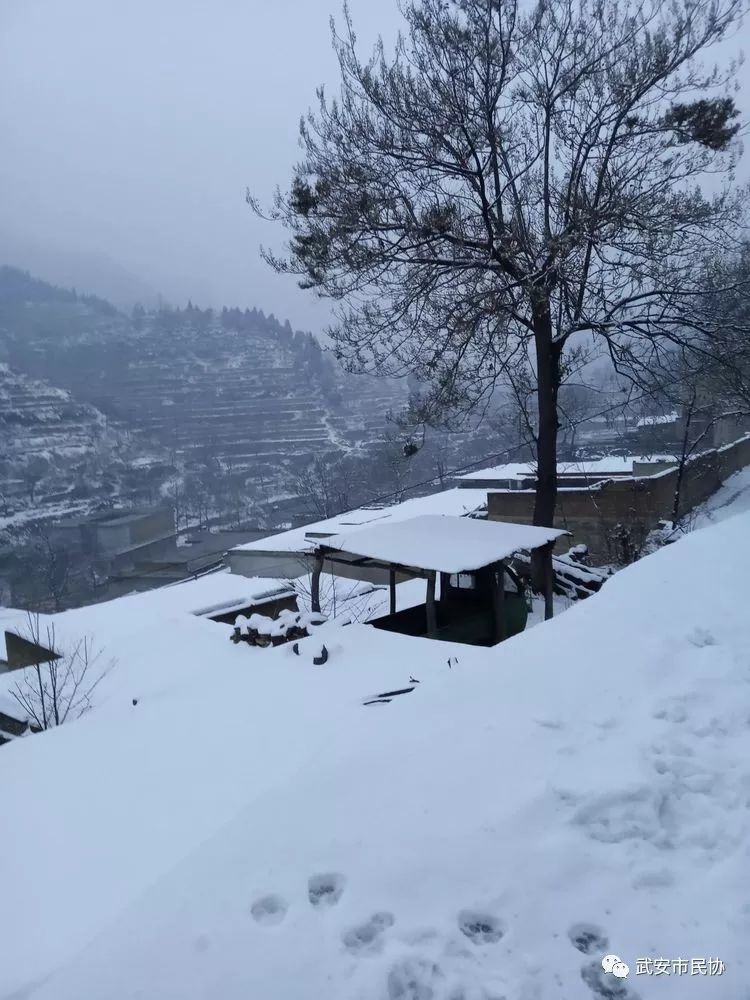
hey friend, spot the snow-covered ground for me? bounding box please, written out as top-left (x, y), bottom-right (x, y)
top-left (2, 511), bottom-right (750, 999)
top-left (644, 466), bottom-right (750, 552)
top-left (691, 465), bottom-right (750, 529)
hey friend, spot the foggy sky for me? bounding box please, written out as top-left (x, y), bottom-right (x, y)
top-left (1, 0), bottom-right (748, 333)
top-left (0, 0), bottom-right (396, 330)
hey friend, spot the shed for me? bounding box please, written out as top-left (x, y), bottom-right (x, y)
top-left (311, 515), bottom-right (569, 647)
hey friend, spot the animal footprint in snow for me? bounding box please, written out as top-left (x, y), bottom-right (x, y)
top-left (342, 911), bottom-right (395, 954)
top-left (568, 922), bottom-right (609, 955)
top-left (581, 959), bottom-right (639, 999)
top-left (457, 909), bottom-right (505, 945)
top-left (250, 894), bottom-right (288, 926)
top-left (687, 627), bottom-right (716, 648)
top-left (193, 934), bottom-right (210, 953)
top-left (652, 701), bottom-right (688, 723)
top-left (308, 872), bottom-right (346, 908)
top-left (387, 956), bottom-right (442, 999)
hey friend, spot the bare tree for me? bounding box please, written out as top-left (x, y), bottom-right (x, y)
top-left (556, 380), bottom-right (604, 458)
top-left (654, 361), bottom-right (750, 523)
top-left (293, 454), bottom-right (358, 519)
top-left (21, 454), bottom-right (49, 504)
top-left (374, 431), bottom-right (416, 504)
top-left (10, 522), bottom-right (74, 612)
top-left (35, 524), bottom-right (72, 612)
top-left (290, 559), bottom-right (388, 623)
top-left (255, 0), bottom-right (748, 581)
top-left (10, 615), bottom-right (112, 731)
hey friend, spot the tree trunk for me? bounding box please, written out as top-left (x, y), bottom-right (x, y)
top-left (542, 542), bottom-right (555, 620)
top-left (531, 303), bottom-right (562, 590)
top-left (491, 563), bottom-right (506, 643)
top-left (671, 396), bottom-right (695, 524)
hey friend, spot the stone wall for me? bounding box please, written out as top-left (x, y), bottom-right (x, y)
top-left (488, 435), bottom-right (750, 563)
top-left (713, 414), bottom-right (750, 449)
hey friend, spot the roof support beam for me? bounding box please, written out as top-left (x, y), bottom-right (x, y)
top-left (311, 552), bottom-right (324, 614)
top-left (542, 542), bottom-right (555, 620)
top-left (316, 548), bottom-right (427, 580)
top-left (425, 572), bottom-right (438, 638)
top-left (491, 561), bottom-right (506, 644)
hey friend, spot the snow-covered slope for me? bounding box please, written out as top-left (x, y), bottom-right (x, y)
top-left (692, 465), bottom-right (750, 528)
top-left (2, 513), bottom-right (749, 999)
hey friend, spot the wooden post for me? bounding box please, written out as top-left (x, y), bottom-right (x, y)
top-left (543, 542), bottom-right (555, 621)
top-left (425, 571), bottom-right (438, 638)
top-left (311, 552), bottom-right (324, 614)
top-left (389, 568), bottom-right (397, 615)
top-left (492, 562), bottom-right (506, 643)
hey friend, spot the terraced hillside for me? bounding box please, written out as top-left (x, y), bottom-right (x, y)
top-left (0, 362), bottom-right (105, 461)
top-left (0, 269), bottom-right (413, 516)
top-left (0, 268), bottom-right (515, 535)
top-left (5, 302), bottom-right (401, 473)
top-left (54, 316), bottom-right (404, 473)
top-left (0, 361), bottom-right (121, 515)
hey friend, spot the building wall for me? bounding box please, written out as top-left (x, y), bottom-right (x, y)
top-left (228, 548), bottom-right (412, 586)
top-left (94, 521), bottom-right (132, 554)
top-left (127, 509), bottom-right (175, 547)
top-left (96, 509), bottom-right (174, 554)
top-left (228, 549), bottom-right (311, 580)
top-left (489, 435), bottom-right (750, 563)
top-left (713, 414), bottom-right (750, 449)
top-left (120, 536), bottom-right (181, 570)
top-left (631, 460), bottom-right (677, 477)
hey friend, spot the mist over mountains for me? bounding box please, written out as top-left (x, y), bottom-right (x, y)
top-left (0, 234), bottom-right (162, 311)
top-left (0, 266), bottom-right (511, 536)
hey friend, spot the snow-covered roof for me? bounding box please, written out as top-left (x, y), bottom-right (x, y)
top-left (458, 455), bottom-right (676, 482)
top-left (317, 514), bottom-right (568, 573)
top-left (229, 487), bottom-right (489, 554)
top-left (636, 411), bottom-right (680, 427)
top-left (0, 567), bottom-right (427, 707)
top-left (0, 572), bottom-right (293, 665)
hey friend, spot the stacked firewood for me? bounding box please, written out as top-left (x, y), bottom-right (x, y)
top-left (513, 545), bottom-right (611, 601)
top-left (230, 608), bottom-right (328, 648)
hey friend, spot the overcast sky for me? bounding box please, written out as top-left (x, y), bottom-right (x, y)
top-left (0, 0), bottom-right (398, 330)
top-left (1, 0), bottom-right (747, 333)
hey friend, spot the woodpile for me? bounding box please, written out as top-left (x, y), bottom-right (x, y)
top-left (230, 609), bottom-right (328, 648)
top-left (513, 545), bottom-right (610, 601)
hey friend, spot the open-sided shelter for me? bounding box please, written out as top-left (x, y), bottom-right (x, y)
top-left (311, 515), bottom-right (568, 647)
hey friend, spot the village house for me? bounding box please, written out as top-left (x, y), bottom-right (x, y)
top-left (478, 437), bottom-right (750, 563)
